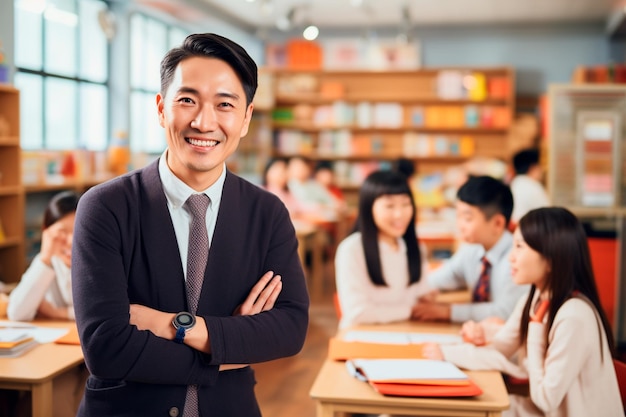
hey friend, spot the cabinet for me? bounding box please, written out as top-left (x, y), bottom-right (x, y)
top-left (0, 85), bottom-right (24, 284)
top-left (546, 84), bottom-right (626, 342)
top-left (270, 67), bottom-right (515, 202)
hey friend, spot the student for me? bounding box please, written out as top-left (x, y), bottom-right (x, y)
top-left (8, 190), bottom-right (79, 321)
top-left (7, 191), bottom-right (88, 417)
top-left (412, 175), bottom-right (528, 323)
top-left (510, 148), bottom-right (550, 225)
top-left (313, 160), bottom-right (345, 202)
top-left (287, 156), bottom-right (342, 221)
top-left (423, 207), bottom-right (623, 417)
top-left (71, 33), bottom-right (309, 417)
top-left (262, 157), bottom-right (307, 218)
top-left (335, 170), bottom-right (429, 329)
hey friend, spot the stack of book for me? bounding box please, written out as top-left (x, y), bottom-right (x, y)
top-left (0, 329), bottom-right (38, 358)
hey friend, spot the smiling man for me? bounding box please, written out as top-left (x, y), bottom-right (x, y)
top-left (71, 33), bottom-right (309, 417)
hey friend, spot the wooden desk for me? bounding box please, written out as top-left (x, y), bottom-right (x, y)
top-left (311, 322), bottom-right (509, 417)
top-left (0, 321), bottom-right (84, 417)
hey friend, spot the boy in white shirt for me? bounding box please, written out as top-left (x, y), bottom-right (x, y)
top-left (413, 175), bottom-right (528, 323)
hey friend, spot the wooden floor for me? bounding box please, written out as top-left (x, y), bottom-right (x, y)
top-left (254, 268), bottom-right (338, 417)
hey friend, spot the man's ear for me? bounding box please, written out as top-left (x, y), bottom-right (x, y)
top-left (239, 103), bottom-right (254, 138)
top-left (491, 212), bottom-right (507, 231)
top-left (156, 93), bottom-right (166, 128)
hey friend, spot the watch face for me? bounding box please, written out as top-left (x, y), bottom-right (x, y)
top-left (175, 312), bottom-right (195, 329)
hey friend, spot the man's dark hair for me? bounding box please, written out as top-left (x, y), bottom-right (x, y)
top-left (457, 175), bottom-right (513, 226)
top-left (160, 33), bottom-right (258, 105)
top-left (513, 148), bottom-right (540, 175)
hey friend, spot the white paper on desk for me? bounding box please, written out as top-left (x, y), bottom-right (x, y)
top-left (350, 358), bottom-right (468, 382)
top-left (408, 333), bottom-right (463, 345)
top-left (0, 321), bottom-right (68, 343)
top-left (25, 327), bottom-right (69, 343)
top-left (343, 331), bottom-right (411, 345)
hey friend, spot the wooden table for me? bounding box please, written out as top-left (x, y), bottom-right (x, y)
top-left (310, 322), bottom-right (510, 417)
top-left (0, 321), bottom-right (84, 417)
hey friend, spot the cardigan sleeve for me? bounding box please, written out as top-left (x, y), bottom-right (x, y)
top-left (526, 299), bottom-right (597, 413)
top-left (7, 255), bottom-right (56, 321)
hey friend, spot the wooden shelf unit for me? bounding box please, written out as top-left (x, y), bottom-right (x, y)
top-left (0, 85), bottom-right (25, 284)
top-left (271, 67), bottom-right (515, 191)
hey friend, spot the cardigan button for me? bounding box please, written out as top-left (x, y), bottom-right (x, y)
top-left (168, 407), bottom-right (179, 417)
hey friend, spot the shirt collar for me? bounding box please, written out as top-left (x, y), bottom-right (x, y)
top-left (158, 149), bottom-right (227, 210)
top-left (482, 230), bottom-right (513, 264)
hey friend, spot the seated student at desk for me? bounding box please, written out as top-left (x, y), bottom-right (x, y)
top-left (6, 190), bottom-right (87, 417)
top-left (335, 170), bottom-right (429, 329)
top-left (8, 191), bottom-right (79, 321)
top-left (412, 175), bottom-right (528, 323)
top-left (423, 207), bottom-right (623, 417)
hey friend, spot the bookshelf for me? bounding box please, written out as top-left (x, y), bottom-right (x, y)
top-left (0, 85), bottom-right (24, 284)
top-left (270, 68), bottom-right (515, 197)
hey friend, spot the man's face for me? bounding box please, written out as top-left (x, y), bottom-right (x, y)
top-left (455, 200), bottom-right (500, 244)
top-left (157, 56), bottom-right (253, 190)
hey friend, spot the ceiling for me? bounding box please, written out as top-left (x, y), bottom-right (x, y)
top-left (197, 0), bottom-right (619, 32)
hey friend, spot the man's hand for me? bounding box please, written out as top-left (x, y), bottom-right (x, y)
top-left (129, 304), bottom-right (176, 340)
top-left (128, 271), bottom-right (282, 354)
top-left (411, 300), bottom-right (451, 322)
top-left (233, 271), bottom-right (282, 316)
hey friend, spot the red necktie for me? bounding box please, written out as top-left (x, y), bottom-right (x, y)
top-left (472, 257), bottom-right (491, 302)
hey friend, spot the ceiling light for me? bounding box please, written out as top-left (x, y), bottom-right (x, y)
top-left (303, 25), bottom-right (319, 41)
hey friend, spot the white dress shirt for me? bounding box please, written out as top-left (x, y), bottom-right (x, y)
top-left (158, 151), bottom-right (225, 278)
top-left (427, 230), bottom-right (528, 322)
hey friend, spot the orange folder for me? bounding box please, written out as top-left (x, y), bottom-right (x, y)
top-left (54, 325), bottom-right (81, 345)
top-left (328, 336), bottom-right (424, 361)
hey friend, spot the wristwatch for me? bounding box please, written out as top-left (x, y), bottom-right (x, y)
top-left (172, 312), bottom-right (196, 344)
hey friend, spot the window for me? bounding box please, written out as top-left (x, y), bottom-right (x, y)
top-left (14, 0), bottom-right (109, 150)
top-left (129, 13), bottom-right (189, 154)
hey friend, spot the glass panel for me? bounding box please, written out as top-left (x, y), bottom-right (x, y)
top-left (79, 0), bottom-right (108, 82)
top-left (130, 91), bottom-right (165, 153)
top-left (45, 77), bottom-right (77, 149)
top-left (14, 72), bottom-right (43, 149)
top-left (130, 13), bottom-right (144, 89)
top-left (15, 0), bottom-right (44, 70)
top-left (44, 0), bottom-right (78, 77)
top-left (169, 27), bottom-right (187, 49)
top-left (80, 82), bottom-right (108, 150)
top-left (144, 18), bottom-right (167, 91)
